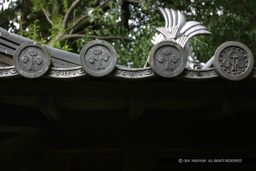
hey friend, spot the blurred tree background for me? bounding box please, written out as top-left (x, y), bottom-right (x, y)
top-left (0, 0), bottom-right (256, 67)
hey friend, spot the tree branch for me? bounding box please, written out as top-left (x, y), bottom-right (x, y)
top-left (67, 14), bottom-right (89, 31)
top-left (96, 0), bottom-right (112, 9)
top-left (62, 34), bottom-right (135, 42)
top-left (62, 0), bottom-right (81, 28)
top-left (126, 0), bottom-right (140, 3)
top-left (42, 8), bottom-right (53, 25)
top-left (67, 0), bottom-right (112, 31)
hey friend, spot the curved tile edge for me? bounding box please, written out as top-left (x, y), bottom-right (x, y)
top-left (0, 66), bottom-right (19, 78)
top-left (45, 66), bottom-right (86, 79)
top-left (181, 68), bottom-right (219, 79)
top-left (2, 65), bottom-right (256, 81)
top-left (112, 65), bottom-right (155, 79)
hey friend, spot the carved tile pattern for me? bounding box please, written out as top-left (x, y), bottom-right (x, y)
top-left (18, 47), bottom-right (45, 73)
top-left (115, 69), bottom-right (154, 78)
top-left (0, 66), bottom-right (18, 78)
top-left (3, 66), bottom-right (256, 80)
top-left (84, 46), bottom-right (112, 72)
top-left (219, 46), bottom-right (248, 76)
top-left (88, 49), bottom-right (110, 70)
top-left (157, 48), bottom-right (180, 71)
top-left (149, 42), bottom-right (186, 78)
top-left (47, 67), bottom-right (86, 78)
top-left (182, 68), bottom-right (218, 79)
top-left (155, 46), bottom-right (181, 72)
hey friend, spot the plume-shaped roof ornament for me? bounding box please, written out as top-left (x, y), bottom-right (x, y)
top-left (152, 8), bottom-right (211, 47)
top-left (151, 8), bottom-right (211, 69)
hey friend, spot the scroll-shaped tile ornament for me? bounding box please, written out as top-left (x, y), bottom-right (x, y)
top-left (13, 42), bottom-right (51, 78)
top-left (80, 40), bottom-right (117, 77)
top-left (150, 8), bottom-right (211, 71)
top-left (213, 41), bottom-right (254, 81)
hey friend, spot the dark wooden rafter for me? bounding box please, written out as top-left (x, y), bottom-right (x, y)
top-left (0, 133), bottom-right (44, 169)
top-left (0, 125), bottom-right (42, 134)
top-left (40, 97), bottom-right (61, 121)
top-left (123, 122), bottom-right (153, 171)
top-left (0, 78), bottom-right (256, 170)
top-left (127, 99), bottom-right (144, 120)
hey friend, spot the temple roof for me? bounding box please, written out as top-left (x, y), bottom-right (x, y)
top-left (0, 27), bottom-right (255, 81)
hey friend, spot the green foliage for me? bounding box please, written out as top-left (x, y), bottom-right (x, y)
top-left (62, 0), bottom-right (68, 12)
top-left (1, 0), bottom-right (256, 68)
top-left (22, 19), bottom-right (47, 44)
top-left (54, 41), bottom-right (73, 51)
